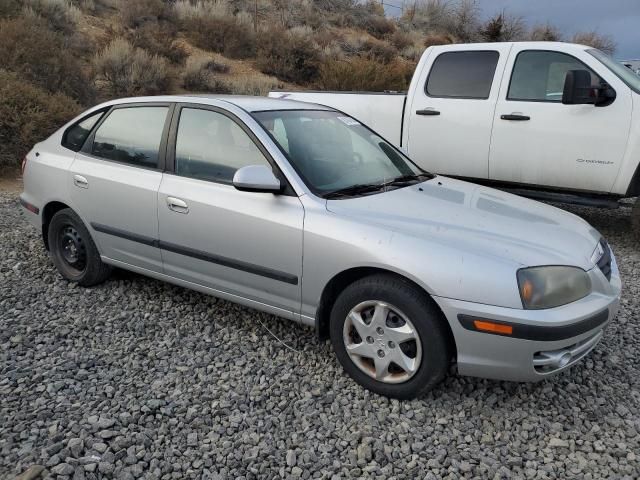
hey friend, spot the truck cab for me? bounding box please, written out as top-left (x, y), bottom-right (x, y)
top-left (271, 42), bottom-right (640, 234)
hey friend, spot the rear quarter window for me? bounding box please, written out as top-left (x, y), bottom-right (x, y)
top-left (61, 110), bottom-right (106, 152)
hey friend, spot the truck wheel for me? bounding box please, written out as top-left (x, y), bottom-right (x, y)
top-left (329, 273), bottom-right (453, 399)
top-left (633, 198), bottom-right (640, 238)
top-left (48, 208), bottom-right (112, 286)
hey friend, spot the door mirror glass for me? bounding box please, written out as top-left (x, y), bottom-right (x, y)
top-left (562, 70), bottom-right (598, 105)
top-left (562, 69), bottom-right (616, 106)
top-left (233, 165), bottom-right (282, 193)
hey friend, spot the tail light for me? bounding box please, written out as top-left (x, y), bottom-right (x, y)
top-left (21, 156), bottom-right (27, 175)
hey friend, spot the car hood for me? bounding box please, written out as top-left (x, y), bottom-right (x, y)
top-left (326, 177), bottom-right (601, 270)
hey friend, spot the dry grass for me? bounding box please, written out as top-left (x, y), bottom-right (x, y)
top-left (318, 57), bottom-right (412, 92)
top-left (224, 75), bottom-right (280, 96)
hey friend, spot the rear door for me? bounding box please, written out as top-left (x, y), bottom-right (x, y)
top-left (69, 103), bottom-right (172, 272)
top-left (405, 44), bottom-right (511, 178)
top-left (488, 46), bottom-right (632, 192)
top-left (157, 104), bottom-right (304, 315)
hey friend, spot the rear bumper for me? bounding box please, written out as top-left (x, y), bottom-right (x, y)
top-left (19, 194), bottom-right (41, 228)
top-left (434, 257), bottom-right (622, 382)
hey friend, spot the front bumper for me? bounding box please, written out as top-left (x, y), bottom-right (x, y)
top-left (433, 254), bottom-right (622, 382)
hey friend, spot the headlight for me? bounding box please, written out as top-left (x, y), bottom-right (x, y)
top-left (517, 266), bottom-right (592, 309)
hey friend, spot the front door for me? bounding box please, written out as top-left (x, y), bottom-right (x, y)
top-left (157, 105), bottom-right (304, 315)
top-left (405, 44), bottom-right (512, 178)
top-left (69, 104), bottom-right (172, 272)
top-left (488, 46), bottom-right (631, 192)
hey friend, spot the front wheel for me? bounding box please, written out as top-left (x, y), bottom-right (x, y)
top-left (48, 208), bottom-right (112, 286)
top-left (329, 274), bottom-right (452, 399)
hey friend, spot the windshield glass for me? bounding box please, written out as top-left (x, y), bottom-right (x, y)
top-left (253, 110), bottom-right (430, 197)
top-left (588, 48), bottom-right (640, 93)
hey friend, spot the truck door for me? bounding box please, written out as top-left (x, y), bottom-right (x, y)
top-left (405, 44), bottom-right (511, 179)
top-left (488, 46), bottom-right (632, 192)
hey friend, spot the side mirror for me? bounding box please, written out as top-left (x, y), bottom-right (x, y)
top-left (232, 165), bottom-right (282, 193)
top-left (562, 70), bottom-right (616, 106)
top-left (562, 70), bottom-right (596, 105)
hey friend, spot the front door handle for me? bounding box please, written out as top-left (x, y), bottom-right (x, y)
top-left (73, 174), bottom-right (89, 189)
top-left (166, 196), bottom-right (189, 214)
top-left (501, 114), bottom-right (530, 121)
top-left (416, 108), bottom-right (441, 116)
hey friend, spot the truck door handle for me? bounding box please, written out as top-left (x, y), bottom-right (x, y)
top-left (166, 196), bottom-right (189, 214)
top-left (73, 174), bottom-right (89, 189)
top-left (416, 108), bottom-right (441, 116)
top-left (501, 114), bottom-right (530, 121)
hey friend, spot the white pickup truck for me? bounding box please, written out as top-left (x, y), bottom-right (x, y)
top-left (270, 41), bottom-right (640, 234)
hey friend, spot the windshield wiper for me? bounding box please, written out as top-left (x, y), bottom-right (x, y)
top-left (383, 172), bottom-right (435, 186)
top-left (324, 183), bottom-right (388, 199)
top-left (324, 173), bottom-right (435, 199)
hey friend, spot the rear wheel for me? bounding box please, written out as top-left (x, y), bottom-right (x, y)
top-left (330, 274), bottom-right (452, 399)
top-left (48, 208), bottom-right (111, 286)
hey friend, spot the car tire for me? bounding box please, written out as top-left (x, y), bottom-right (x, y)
top-left (48, 208), bottom-right (112, 287)
top-left (329, 273), bottom-right (452, 399)
top-left (632, 197), bottom-right (640, 238)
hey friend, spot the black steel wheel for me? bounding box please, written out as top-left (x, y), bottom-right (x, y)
top-left (48, 208), bottom-right (111, 286)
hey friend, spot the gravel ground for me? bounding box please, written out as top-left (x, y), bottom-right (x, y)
top-left (1, 190), bottom-right (639, 480)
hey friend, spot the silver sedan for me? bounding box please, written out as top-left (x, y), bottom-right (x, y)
top-left (20, 95), bottom-right (621, 398)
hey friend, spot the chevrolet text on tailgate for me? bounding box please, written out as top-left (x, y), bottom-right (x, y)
top-left (21, 95), bottom-right (621, 399)
top-left (271, 41), bottom-right (640, 237)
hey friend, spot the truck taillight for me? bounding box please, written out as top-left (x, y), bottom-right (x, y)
top-left (21, 156), bottom-right (27, 175)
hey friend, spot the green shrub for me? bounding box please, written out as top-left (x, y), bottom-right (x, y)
top-left (318, 57), bottom-right (411, 92)
top-left (0, 0), bottom-right (20, 19)
top-left (0, 70), bottom-right (81, 172)
top-left (118, 0), bottom-right (173, 28)
top-left (0, 17), bottom-right (95, 104)
top-left (182, 55), bottom-right (230, 93)
top-left (130, 22), bottom-right (188, 64)
top-left (183, 15), bottom-right (256, 59)
top-left (256, 26), bottom-right (322, 84)
top-left (93, 38), bottom-right (171, 97)
top-left (23, 0), bottom-right (80, 34)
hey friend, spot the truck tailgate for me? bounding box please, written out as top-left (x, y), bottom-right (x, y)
top-left (268, 91), bottom-right (406, 147)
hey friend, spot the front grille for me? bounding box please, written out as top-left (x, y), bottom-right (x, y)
top-left (597, 239), bottom-right (612, 281)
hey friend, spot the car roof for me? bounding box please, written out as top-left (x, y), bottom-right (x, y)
top-left (105, 94), bottom-right (333, 113)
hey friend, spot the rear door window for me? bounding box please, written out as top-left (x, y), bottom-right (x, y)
top-left (426, 51), bottom-right (499, 99)
top-left (91, 107), bottom-right (169, 168)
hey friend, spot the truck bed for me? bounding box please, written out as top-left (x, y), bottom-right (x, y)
top-left (268, 91), bottom-right (406, 148)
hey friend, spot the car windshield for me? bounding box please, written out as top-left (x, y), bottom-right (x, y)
top-left (588, 48), bottom-right (640, 94)
top-left (252, 110), bottom-right (432, 198)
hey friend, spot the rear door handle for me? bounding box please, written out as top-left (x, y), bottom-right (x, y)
top-left (501, 114), bottom-right (530, 121)
top-left (416, 108), bottom-right (441, 116)
top-left (73, 174), bottom-right (89, 189)
top-left (166, 196), bottom-right (189, 214)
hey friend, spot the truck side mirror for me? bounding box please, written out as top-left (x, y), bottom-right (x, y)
top-left (562, 70), bottom-right (616, 106)
top-left (562, 70), bottom-right (596, 105)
